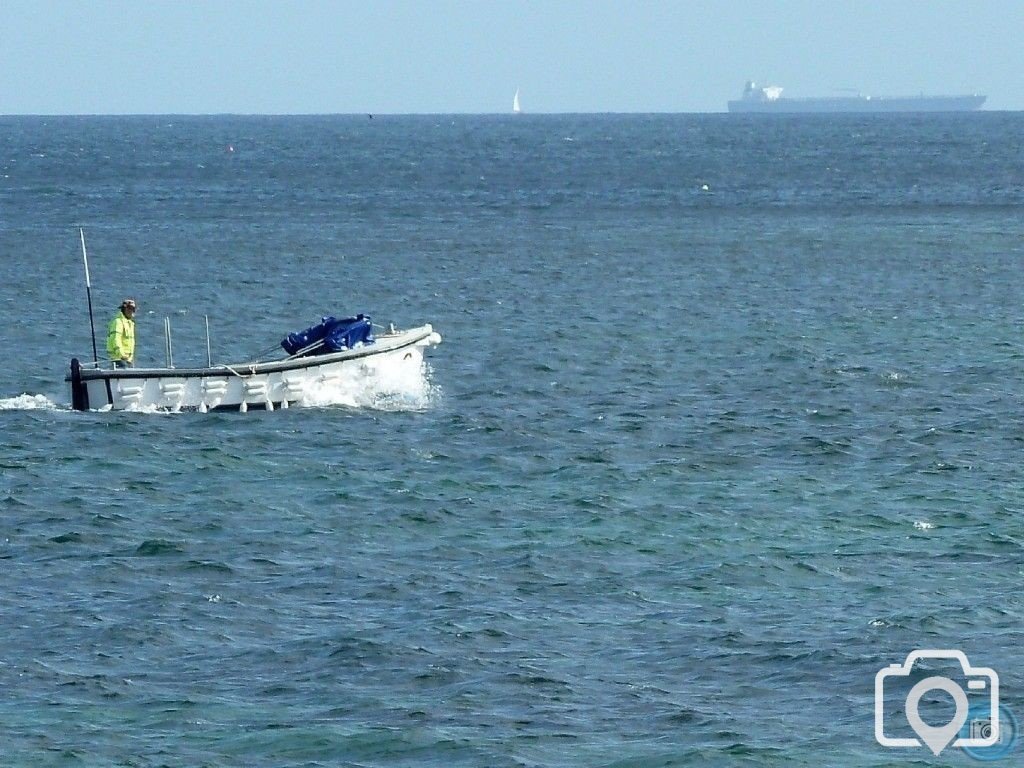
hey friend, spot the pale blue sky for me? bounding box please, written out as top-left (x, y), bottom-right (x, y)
top-left (1, 0), bottom-right (1018, 114)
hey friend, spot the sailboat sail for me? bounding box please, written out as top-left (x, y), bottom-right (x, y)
top-left (513, 88), bottom-right (522, 113)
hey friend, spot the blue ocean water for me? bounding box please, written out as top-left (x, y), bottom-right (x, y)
top-left (2, 113), bottom-right (1024, 766)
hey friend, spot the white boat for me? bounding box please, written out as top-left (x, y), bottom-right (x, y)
top-left (513, 88), bottom-right (522, 114)
top-left (67, 318), bottom-right (442, 412)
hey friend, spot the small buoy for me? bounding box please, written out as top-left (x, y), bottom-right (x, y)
top-left (227, 144), bottom-right (234, 153)
top-left (701, 183), bottom-right (709, 191)
top-left (239, 401), bottom-right (248, 413)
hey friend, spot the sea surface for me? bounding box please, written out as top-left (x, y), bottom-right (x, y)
top-left (2, 113), bottom-right (1024, 766)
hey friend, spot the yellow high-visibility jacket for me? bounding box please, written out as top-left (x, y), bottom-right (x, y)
top-left (106, 311), bottom-right (136, 363)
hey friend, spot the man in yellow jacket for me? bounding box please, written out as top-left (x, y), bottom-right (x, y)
top-left (107, 298), bottom-right (137, 367)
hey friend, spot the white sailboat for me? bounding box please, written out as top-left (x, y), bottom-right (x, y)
top-left (513, 88), bottom-right (522, 114)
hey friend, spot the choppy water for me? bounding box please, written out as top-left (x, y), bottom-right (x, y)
top-left (2, 113), bottom-right (1024, 766)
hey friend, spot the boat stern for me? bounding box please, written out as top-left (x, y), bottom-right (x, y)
top-left (68, 358), bottom-right (89, 411)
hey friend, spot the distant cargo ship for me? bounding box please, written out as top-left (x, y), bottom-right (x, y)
top-left (727, 81), bottom-right (986, 113)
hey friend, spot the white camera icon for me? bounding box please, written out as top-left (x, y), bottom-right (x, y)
top-left (875, 650), bottom-right (999, 755)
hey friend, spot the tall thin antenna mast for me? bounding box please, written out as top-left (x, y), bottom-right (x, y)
top-left (79, 228), bottom-right (100, 365)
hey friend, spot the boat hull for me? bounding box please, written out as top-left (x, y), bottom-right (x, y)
top-left (67, 325), bottom-right (441, 412)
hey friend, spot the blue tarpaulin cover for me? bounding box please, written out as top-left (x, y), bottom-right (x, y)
top-left (281, 314), bottom-right (374, 356)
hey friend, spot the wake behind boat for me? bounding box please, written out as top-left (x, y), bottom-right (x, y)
top-left (67, 314), bottom-right (442, 412)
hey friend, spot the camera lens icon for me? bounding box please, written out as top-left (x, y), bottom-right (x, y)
top-left (972, 718), bottom-right (995, 741)
top-left (875, 650), bottom-right (1000, 756)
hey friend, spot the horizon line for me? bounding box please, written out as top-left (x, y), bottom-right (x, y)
top-left (0, 108), bottom-right (1010, 118)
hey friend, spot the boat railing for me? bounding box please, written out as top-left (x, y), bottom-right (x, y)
top-left (76, 359), bottom-right (111, 370)
top-left (74, 318), bottom-right (403, 373)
